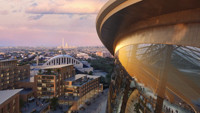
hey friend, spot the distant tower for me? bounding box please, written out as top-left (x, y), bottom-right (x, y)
top-left (62, 38), bottom-right (64, 48)
top-left (36, 54), bottom-right (39, 66)
top-left (60, 38), bottom-right (66, 55)
top-left (65, 42), bottom-right (68, 48)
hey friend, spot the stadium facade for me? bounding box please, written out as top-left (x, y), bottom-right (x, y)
top-left (96, 0), bottom-right (200, 113)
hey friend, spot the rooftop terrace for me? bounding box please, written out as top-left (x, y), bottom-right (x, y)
top-left (65, 74), bottom-right (100, 86)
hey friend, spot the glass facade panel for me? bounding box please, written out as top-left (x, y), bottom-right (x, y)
top-left (110, 44), bottom-right (200, 113)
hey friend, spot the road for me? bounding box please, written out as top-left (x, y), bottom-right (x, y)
top-left (79, 89), bottom-right (108, 113)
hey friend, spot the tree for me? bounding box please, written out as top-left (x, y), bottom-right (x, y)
top-left (38, 69), bottom-right (42, 74)
top-left (50, 97), bottom-right (59, 110)
top-left (100, 76), bottom-right (105, 83)
top-left (88, 71), bottom-right (93, 75)
top-left (106, 73), bottom-right (111, 84)
top-left (20, 99), bottom-right (25, 108)
top-left (47, 69), bottom-right (51, 75)
top-left (57, 69), bottom-right (60, 74)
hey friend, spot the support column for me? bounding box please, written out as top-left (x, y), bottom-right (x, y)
top-left (155, 45), bottom-right (173, 113)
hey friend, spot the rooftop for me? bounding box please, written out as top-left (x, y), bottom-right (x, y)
top-left (20, 88), bottom-right (33, 95)
top-left (0, 89), bottom-right (22, 104)
top-left (65, 76), bottom-right (76, 81)
top-left (76, 74), bottom-right (100, 79)
top-left (20, 77), bottom-right (34, 82)
top-left (65, 74), bottom-right (100, 86)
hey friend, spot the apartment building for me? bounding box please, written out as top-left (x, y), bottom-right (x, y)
top-left (34, 64), bottom-right (75, 98)
top-left (0, 60), bottom-right (30, 90)
top-left (60, 74), bottom-right (102, 111)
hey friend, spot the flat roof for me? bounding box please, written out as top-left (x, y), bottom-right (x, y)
top-left (65, 74), bottom-right (100, 86)
top-left (65, 74), bottom-right (100, 82)
top-left (20, 77), bottom-right (34, 82)
top-left (65, 76), bottom-right (76, 81)
top-left (76, 74), bottom-right (100, 79)
top-left (0, 89), bottom-right (23, 104)
top-left (41, 64), bottom-right (73, 70)
top-left (20, 89), bottom-right (33, 95)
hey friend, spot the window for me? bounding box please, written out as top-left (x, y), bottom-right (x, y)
top-left (42, 83), bottom-right (46, 87)
top-left (13, 99), bottom-right (15, 104)
top-left (13, 106), bottom-right (15, 111)
top-left (7, 103), bottom-right (10, 110)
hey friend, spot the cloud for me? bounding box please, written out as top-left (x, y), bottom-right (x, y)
top-left (0, 25), bottom-right (102, 47)
top-left (0, 10), bottom-right (9, 15)
top-left (31, 3), bottom-right (38, 7)
top-left (12, 9), bottom-right (22, 13)
top-left (28, 14), bottom-right (43, 20)
top-left (12, 10), bottom-right (18, 13)
top-left (26, 0), bottom-right (106, 15)
top-left (0, 0), bottom-right (107, 47)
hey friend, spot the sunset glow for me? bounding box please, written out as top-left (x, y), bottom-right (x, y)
top-left (0, 0), bottom-right (107, 47)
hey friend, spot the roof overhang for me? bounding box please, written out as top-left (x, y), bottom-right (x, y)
top-left (96, 0), bottom-right (200, 55)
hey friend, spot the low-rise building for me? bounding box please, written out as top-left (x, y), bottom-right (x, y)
top-left (96, 51), bottom-right (112, 58)
top-left (15, 77), bottom-right (36, 102)
top-left (76, 53), bottom-right (91, 59)
top-left (0, 89), bottom-right (22, 113)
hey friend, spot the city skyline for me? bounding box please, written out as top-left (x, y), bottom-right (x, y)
top-left (0, 0), bottom-right (107, 47)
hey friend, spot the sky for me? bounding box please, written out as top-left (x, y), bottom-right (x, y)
top-left (0, 0), bottom-right (107, 47)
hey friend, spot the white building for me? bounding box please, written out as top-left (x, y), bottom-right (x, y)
top-left (43, 55), bottom-right (93, 73)
top-left (76, 53), bottom-right (91, 59)
top-left (43, 55), bottom-right (83, 69)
